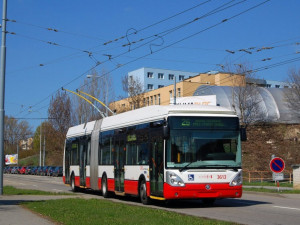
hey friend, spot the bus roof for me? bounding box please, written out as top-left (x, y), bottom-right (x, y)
top-left (101, 105), bottom-right (235, 131)
top-left (66, 105), bottom-right (236, 138)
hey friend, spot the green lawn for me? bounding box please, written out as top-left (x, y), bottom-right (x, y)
top-left (243, 187), bottom-right (300, 194)
top-left (23, 198), bottom-right (237, 225)
top-left (3, 186), bottom-right (72, 195)
top-left (243, 181), bottom-right (293, 187)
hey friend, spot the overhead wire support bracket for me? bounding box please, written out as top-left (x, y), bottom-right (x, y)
top-left (77, 90), bottom-right (115, 116)
top-left (62, 87), bottom-right (106, 118)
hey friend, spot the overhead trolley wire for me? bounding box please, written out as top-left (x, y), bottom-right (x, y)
top-left (15, 0), bottom-right (271, 118)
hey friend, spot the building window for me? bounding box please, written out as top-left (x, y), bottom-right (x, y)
top-left (147, 97), bottom-right (149, 106)
top-left (158, 94), bottom-right (161, 105)
top-left (169, 90), bottom-right (172, 100)
top-left (147, 72), bottom-right (153, 78)
top-left (169, 74), bottom-right (174, 80)
top-left (158, 73), bottom-right (164, 79)
top-left (148, 84), bottom-right (153, 90)
top-left (266, 84), bottom-right (271, 88)
top-left (143, 98), bottom-right (146, 106)
top-left (154, 95), bottom-right (157, 105)
top-left (179, 75), bottom-right (185, 81)
top-left (275, 85), bottom-right (280, 88)
top-left (121, 104), bottom-right (125, 107)
top-left (150, 96), bottom-right (153, 105)
top-left (177, 88), bottom-right (181, 97)
top-left (158, 85), bottom-right (164, 88)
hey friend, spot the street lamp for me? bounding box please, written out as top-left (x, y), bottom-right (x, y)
top-left (87, 74), bottom-right (109, 115)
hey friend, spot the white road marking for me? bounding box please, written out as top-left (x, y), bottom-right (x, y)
top-left (52, 189), bottom-right (63, 192)
top-left (273, 206), bottom-right (300, 211)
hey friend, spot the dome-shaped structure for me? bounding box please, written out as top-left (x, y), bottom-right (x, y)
top-left (193, 86), bottom-right (300, 124)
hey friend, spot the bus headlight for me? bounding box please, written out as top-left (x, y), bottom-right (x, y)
top-left (166, 172), bottom-right (185, 187)
top-left (229, 171), bottom-right (242, 186)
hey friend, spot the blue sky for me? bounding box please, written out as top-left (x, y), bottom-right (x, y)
top-left (1, 0), bottom-right (300, 130)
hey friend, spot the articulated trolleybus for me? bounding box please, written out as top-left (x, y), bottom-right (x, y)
top-left (63, 105), bottom-right (245, 205)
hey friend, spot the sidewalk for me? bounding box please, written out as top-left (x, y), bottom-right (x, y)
top-left (0, 195), bottom-right (78, 225)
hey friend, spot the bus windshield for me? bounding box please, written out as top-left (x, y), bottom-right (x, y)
top-left (166, 116), bottom-right (241, 169)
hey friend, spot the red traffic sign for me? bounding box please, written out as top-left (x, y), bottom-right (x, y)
top-left (270, 157), bottom-right (285, 173)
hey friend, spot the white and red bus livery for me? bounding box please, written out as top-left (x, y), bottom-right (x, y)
top-left (63, 105), bottom-right (244, 204)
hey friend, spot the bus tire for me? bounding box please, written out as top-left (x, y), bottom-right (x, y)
top-left (102, 175), bottom-right (110, 198)
top-left (70, 174), bottom-right (78, 192)
top-left (139, 179), bottom-right (151, 205)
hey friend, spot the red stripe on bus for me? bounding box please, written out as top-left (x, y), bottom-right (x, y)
top-left (107, 179), bottom-right (115, 191)
top-left (86, 177), bottom-right (91, 188)
top-left (75, 176), bottom-right (80, 187)
top-left (124, 180), bottom-right (139, 195)
top-left (163, 183), bottom-right (242, 199)
top-left (62, 176), bottom-right (66, 184)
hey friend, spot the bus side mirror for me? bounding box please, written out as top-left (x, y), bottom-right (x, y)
top-left (240, 127), bottom-right (247, 141)
top-left (163, 125), bottom-right (170, 139)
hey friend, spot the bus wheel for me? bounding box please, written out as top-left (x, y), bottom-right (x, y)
top-left (202, 198), bottom-right (215, 206)
top-left (102, 175), bottom-right (110, 198)
top-left (139, 179), bottom-right (151, 205)
top-left (71, 175), bottom-right (78, 192)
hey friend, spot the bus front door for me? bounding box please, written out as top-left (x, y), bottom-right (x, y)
top-left (79, 140), bottom-right (87, 186)
top-left (64, 140), bottom-right (71, 184)
top-left (150, 133), bottom-right (164, 197)
top-left (114, 135), bottom-right (125, 192)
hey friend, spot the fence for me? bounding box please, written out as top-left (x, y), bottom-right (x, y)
top-left (243, 170), bottom-right (293, 183)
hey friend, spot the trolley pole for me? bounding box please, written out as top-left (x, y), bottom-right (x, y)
top-left (0, 0), bottom-right (7, 196)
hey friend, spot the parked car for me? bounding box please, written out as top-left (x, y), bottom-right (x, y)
top-left (46, 166), bottom-right (55, 176)
top-left (52, 166), bottom-right (63, 177)
top-left (36, 166), bottom-right (44, 175)
top-left (17, 166), bottom-right (22, 174)
top-left (31, 166), bottom-right (38, 175)
top-left (19, 166), bottom-right (27, 174)
top-left (40, 166), bottom-right (50, 176)
top-left (25, 166), bottom-right (32, 175)
top-left (11, 166), bottom-right (20, 174)
top-left (4, 166), bottom-right (11, 173)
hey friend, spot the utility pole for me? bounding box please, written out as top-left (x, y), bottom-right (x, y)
top-left (0, 0), bottom-right (7, 195)
top-left (43, 135), bottom-right (45, 166)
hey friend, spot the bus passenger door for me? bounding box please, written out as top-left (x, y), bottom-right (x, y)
top-left (64, 140), bottom-right (71, 184)
top-left (79, 139), bottom-right (87, 186)
top-left (114, 135), bottom-right (125, 192)
top-left (150, 132), bottom-right (164, 197)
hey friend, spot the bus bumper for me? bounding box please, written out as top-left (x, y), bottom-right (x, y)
top-left (163, 183), bottom-right (242, 199)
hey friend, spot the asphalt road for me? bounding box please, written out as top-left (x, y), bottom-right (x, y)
top-left (3, 174), bottom-right (300, 225)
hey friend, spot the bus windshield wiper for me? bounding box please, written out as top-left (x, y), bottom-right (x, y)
top-left (179, 161), bottom-right (199, 172)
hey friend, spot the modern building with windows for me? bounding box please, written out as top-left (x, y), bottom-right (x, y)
top-left (128, 67), bottom-right (199, 92)
top-left (111, 71), bottom-right (245, 113)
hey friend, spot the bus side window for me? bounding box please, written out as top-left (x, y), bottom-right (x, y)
top-left (126, 143), bottom-right (137, 165)
top-left (137, 143), bottom-right (149, 165)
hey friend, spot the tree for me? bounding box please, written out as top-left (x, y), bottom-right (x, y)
top-left (4, 116), bottom-right (32, 154)
top-left (285, 68), bottom-right (300, 118)
top-left (48, 90), bottom-right (72, 135)
top-left (122, 74), bottom-right (145, 110)
top-left (73, 69), bottom-right (114, 124)
top-left (222, 62), bottom-right (267, 127)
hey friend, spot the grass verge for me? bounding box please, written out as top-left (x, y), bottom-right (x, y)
top-left (243, 187), bottom-right (300, 194)
top-left (243, 181), bottom-right (293, 187)
top-left (3, 186), bottom-right (72, 195)
top-left (23, 198), bottom-right (236, 225)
